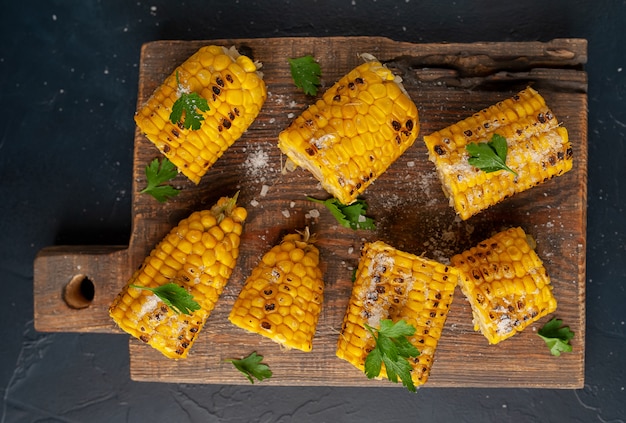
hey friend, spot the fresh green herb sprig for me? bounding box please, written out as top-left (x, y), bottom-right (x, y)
top-left (226, 352), bottom-right (273, 384)
top-left (364, 319), bottom-right (420, 392)
top-left (169, 71), bottom-right (210, 130)
top-left (466, 133), bottom-right (518, 177)
top-left (307, 197), bottom-right (375, 230)
top-left (129, 282), bottom-right (200, 315)
top-left (538, 317), bottom-right (574, 356)
top-left (141, 157), bottom-right (180, 202)
top-left (288, 55), bottom-right (322, 96)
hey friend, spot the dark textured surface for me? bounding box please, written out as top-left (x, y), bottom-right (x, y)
top-left (1, 1), bottom-right (624, 422)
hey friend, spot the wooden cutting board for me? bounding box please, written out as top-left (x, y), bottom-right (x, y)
top-left (34, 37), bottom-right (587, 388)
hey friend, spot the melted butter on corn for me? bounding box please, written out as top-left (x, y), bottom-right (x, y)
top-left (135, 45), bottom-right (267, 184)
top-left (451, 227), bottom-right (557, 344)
top-left (278, 55), bottom-right (420, 205)
top-left (423, 87), bottom-right (573, 220)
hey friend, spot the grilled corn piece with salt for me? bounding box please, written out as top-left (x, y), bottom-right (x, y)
top-left (450, 227), bottom-right (557, 344)
top-left (336, 241), bottom-right (458, 387)
top-left (135, 45), bottom-right (267, 184)
top-left (229, 228), bottom-right (324, 352)
top-left (423, 87), bottom-right (572, 220)
top-left (278, 55), bottom-right (419, 205)
top-left (109, 194), bottom-right (247, 359)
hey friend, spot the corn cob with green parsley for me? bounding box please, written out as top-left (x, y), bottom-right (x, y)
top-left (135, 45), bottom-right (267, 184)
top-left (109, 194), bottom-right (247, 359)
top-left (423, 87), bottom-right (572, 220)
top-left (336, 241), bottom-right (458, 387)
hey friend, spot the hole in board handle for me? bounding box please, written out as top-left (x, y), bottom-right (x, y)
top-left (64, 274), bottom-right (95, 309)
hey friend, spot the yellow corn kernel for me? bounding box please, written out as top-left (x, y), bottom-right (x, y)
top-left (134, 45), bottom-right (267, 184)
top-left (109, 193), bottom-right (247, 359)
top-left (229, 228), bottom-right (324, 352)
top-left (423, 87), bottom-right (573, 220)
top-left (451, 227), bottom-right (557, 344)
top-left (336, 241), bottom-right (458, 388)
top-left (278, 55), bottom-right (420, 205)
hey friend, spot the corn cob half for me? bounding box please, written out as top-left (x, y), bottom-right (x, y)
top-left (135, 45), bottom-right (267, 184)
top-left (229, 228), bottom-right (324, 352)
top-left (109, 194), bottom-right (247, 359)
top-left (423, 87), bottom-right (573, 220)
top-left (450, 227), bottom-right (557, 344)
top-left (336, 241), bottom-right (458, 387)
top-left (278, 55), bottom-right (420, 205)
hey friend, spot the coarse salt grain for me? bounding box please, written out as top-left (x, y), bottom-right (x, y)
top-left (243, 148), bottom-right (270, 179)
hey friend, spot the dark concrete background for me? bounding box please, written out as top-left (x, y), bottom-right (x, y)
top-left (1, 1), bottom-right (624, 422)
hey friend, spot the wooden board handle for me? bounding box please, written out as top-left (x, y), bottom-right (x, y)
top-left (33, 245), bottom-right (129, 333)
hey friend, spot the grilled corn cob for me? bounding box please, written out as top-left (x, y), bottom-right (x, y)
top-left (423, 87), bottom-right (573, 220)
top-left (278, 54), bottom-right (420, 205)
top-left (450, 227), bottom-right (557, 344)
top-left (109, 194), bottom-right (247, 359)
top-left (336, 241), bottom-right (458, 387)
top-left (229, 228), bottom-right (324, 352)
top-left (135, 45), bottom-right (267, 184)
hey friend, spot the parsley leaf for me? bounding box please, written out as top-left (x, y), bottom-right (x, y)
top-left (226, 352), bottom-right (273, 384)
top-left (288, 55), bottom-right (321, 96)
top-left (129, 282), bottom-right (200, 315)
top-left (140, 158), bottom-right (180, 202)
top-left (538, 317), bottom-right (574, 356)
top-left (364, 319), bottom-right (420, 392)
top-left (307, 197), bottom-right (375, 230)
top-left (169, 71), bottom-right (210, 130)
top-left (466, 133), bottom-right (518, 177)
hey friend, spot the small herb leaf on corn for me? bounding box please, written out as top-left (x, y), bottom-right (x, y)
top-left (466, 133), bottom-right (518, 177)
top-left (538, 318), bottom-right (574, 356)
top-left (225, 352), bottom-right (273, 384)
top-left (140, 157), bottom-right (180, 202)
top-left (307, 197), bottom-right (375, 230)
top-left (169, 71), bottom-right (210, 130)
top-left (288, 55), bottom-right (321, 96)
top-left (364, 319), bottom-right (420, 393)
top-left (129, 283), bottom-right (200, 315)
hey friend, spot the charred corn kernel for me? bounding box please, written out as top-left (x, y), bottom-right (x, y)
top-left (109, 194), bottom-right (247, 359)
top-left (423, 87), bottom-right (573, 220)
top-left (336, 241), bottom-right (458, 387)
top-left (278, 54), bottom-right (420, 205)
top-left (450, 227), bottom-right (557, 345)
top-left (135, 45), bottom-right (267, 184)
top-left (229, 228), bottom-right (324, 352)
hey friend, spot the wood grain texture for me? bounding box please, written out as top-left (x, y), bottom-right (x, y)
top-left (33, 37), bottom-right (587, 388)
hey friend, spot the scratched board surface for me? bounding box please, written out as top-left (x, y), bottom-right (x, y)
top-left (34, 37), bottom-right (587, 388)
